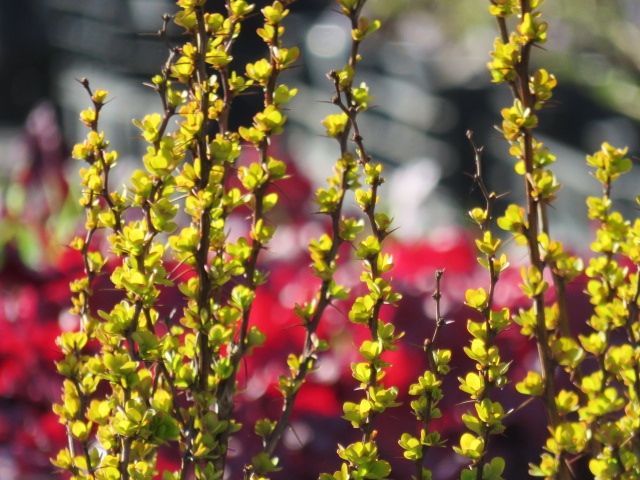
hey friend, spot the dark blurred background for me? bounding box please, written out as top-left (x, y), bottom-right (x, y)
top-left (2, 0), bottom-right (640, 243)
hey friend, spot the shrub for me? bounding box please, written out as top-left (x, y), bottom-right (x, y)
top-left (43, 0), bottom-right (640, 479)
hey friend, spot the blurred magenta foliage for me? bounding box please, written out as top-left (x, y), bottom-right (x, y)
top-left (0, 102), bottom-right (593, 479)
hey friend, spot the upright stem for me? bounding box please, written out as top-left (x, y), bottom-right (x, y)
top-left (516, 1), bottom-right (567, 477)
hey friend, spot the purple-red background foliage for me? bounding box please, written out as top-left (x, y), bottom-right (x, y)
top-left (0, 105), bottom-right (594, 479)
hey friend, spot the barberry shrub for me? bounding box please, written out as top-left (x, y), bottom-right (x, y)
top-left (52, 0), bottom-right (640, 479)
